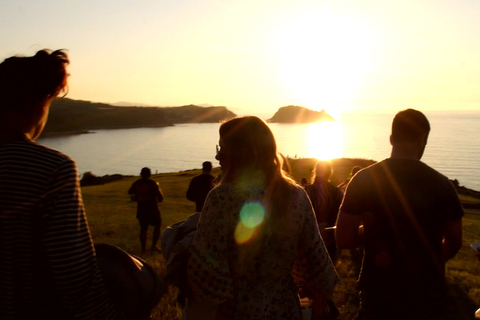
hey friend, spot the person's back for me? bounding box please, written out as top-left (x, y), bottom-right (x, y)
top-left (132, 178), bottom-right (162, 209)
top-left (129, 167), bottom-right (164, 254)
top-left (188, 182), bottom-right (337, 319)
top-left (186, 161), bottom-right (215, 212)
top-left (305, 161), bottom-right (343, 262)
top-left (336, 109), bottom-right (463, 319)
top-left (0, 49), bottom-right (122, 319)
top-left (305, 181), bottom-right (343, 228)
top-left (347, 160), bottom-right (460, 294)
top-left (0, 141), bottom-right (114, 319)
top-left (185, 116), bottom-right (338, 320)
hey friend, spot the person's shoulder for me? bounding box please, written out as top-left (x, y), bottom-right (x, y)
top-left (147, 178), bottom-right (160, 185)
top-left (9, 140), bottom-right (76, 170)
top-left (23, 140), bottom-right (73, 162)
top-left (210, 183), bottom-right (235, 193)
top-left (287, 179), bottom-right (309, 196)
top-left (190, 174), bottom-right (203, 181)
top-left (419, 162), bottom-right (456, 188)
top-left (349, 163), bottom-right (373, 182)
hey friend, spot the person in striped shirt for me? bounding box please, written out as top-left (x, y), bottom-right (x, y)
top-left (0, 49), bottom-right (124, 319)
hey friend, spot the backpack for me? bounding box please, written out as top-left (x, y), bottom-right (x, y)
top-left (95, 243), bottom-right (166, 320)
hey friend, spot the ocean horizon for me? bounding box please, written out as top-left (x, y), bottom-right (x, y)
top-left (38, 110), bottom-right (480, 191)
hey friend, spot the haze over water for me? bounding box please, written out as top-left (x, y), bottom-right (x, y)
top-left (38, 110), bottom-right (480, 191)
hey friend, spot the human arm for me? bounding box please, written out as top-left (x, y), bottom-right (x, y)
top-left (335, 176), bottom-right (366, 249)
top-left (155, 182), bottom-right (164, 203)
top-left (442, 218), bottom-right (463, 261)
top-left (186, 178), bottom-right (197, 202)
top-left (128, 181), bottom-right (136, 194)
top-left (335, 209), bottom-right (364, 249)
top-left (42, 160), bottom-right (122, 319)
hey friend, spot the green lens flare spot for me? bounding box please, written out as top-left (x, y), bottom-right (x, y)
top-left (234, 202), bottom-right (266, 244)
top-left (239, 202), bottom-right (265, 228)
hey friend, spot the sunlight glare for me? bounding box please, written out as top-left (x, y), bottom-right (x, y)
top-left (275, 10), bottom-right (376, 113)
top-left (306, 122), bottom-right (343, 160)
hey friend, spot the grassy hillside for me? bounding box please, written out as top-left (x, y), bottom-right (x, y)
top-left (82, 159), bottom-right (480, 319)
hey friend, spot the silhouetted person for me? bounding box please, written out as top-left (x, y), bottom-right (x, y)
top-left (0, 49), bottom-right (123, 319)
top-left (129, 167), bottom-right (164, 254)
top-left (336, 109), bottom-right (464, 320)
top-left (186, 161), bottom-right (215, 212)
top-left (305, 160), bottom-right (343, 263)
top-left (337, 165), bottom-right (361, 192)
top-left (304, 160), bottom-right (343, 319)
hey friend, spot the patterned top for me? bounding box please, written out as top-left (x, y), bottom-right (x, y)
top-left (0, 139), bottom-right (122, 319)
top-left (187, 182), bottom-right (338, 320)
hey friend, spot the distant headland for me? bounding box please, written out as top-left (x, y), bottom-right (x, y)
top-left (41, 99), bottom-right (334, 136)
top-left (41, 98), bottom-right (237, 136)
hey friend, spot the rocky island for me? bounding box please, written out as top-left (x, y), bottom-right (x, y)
top-left (268, 105), bottom-right (335, 123)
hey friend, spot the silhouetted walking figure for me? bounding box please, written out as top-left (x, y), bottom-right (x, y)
top-left (186, 161), bottom-right (215, 212)
top-left (305, 160), bottom-right (343, 263)
top-left (129, 167), bottom-right (164, 254)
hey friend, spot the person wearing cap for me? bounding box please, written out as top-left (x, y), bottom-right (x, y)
top-left (129, 167), bottom-right (164, 254)
top-left (186, 161), bottom-right (215, 212)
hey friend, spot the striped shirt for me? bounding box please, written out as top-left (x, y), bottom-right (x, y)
top-left (0, 139), bottom-right (123, 319)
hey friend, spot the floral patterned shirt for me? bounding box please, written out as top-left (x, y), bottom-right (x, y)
top-left (187, 182), bottom-right (338, 320)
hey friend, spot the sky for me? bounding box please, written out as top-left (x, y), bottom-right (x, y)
top-left (1, 0), bottom-right (480, 118)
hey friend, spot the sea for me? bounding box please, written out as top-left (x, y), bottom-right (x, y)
top-left (37, 110), bottom-right (480, 191)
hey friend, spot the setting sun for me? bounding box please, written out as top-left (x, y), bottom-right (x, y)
top-left (306, 121), bottom-right (343, 160)
top-left (274, 9), bottom-right (377, 116)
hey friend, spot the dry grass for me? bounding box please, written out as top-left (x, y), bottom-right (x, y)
top-left (82, 159), bottom-right (480, 320)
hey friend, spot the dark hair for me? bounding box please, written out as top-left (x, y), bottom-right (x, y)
top-left (219, 116), bottom-right (279, 184)
top-left (218, 116), bottom-right (295, 219)
top-left (391, 109), bottom-right (430, 143)
top-left (202, 161), bottom-right (212, 171)
top-left (313, 160), bottom-right (332, 182)
top-left (141, 167), bottom-right (151, 178)
top-left (0, 49), bottom-right (69, 112)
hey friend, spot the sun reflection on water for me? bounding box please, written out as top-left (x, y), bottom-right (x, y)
top-left (271, 121), bottom-right (343, 161)
top-left (306, 121), bottom-right (343, 160)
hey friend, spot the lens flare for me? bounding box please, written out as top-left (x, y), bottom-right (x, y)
top-left (235, 202), bottom-right (265, 244)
